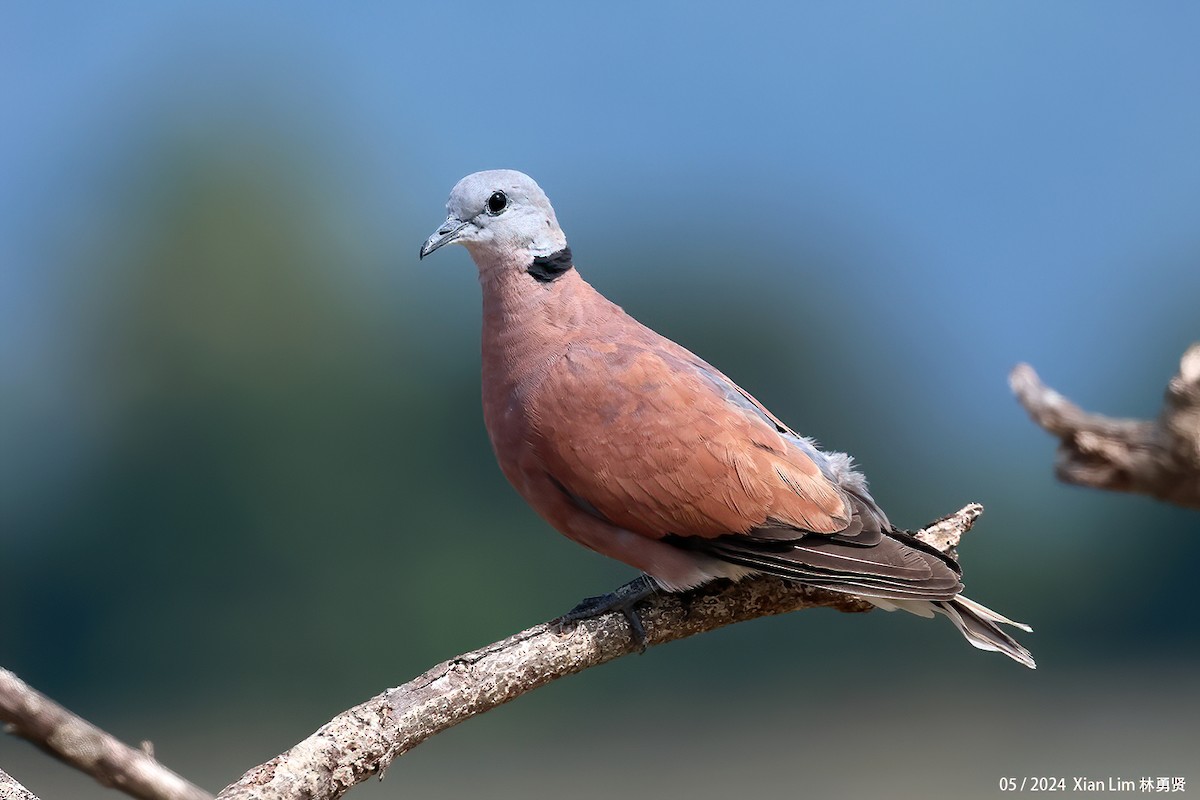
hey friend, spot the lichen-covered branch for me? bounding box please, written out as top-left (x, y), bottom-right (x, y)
top-left (0, 669), bottom-right (212, 800)
top-left (0, 766), bottom-right (41, 800)
top-left (215, 504), bottom-right (983, 800)
top-left (1011, 344), bottom-right (1200, 509)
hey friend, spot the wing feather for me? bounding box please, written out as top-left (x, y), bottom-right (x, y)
top-left (528, 330), bottom-right (963, 602)
top-left (531, 340), bottom-right (850, 540)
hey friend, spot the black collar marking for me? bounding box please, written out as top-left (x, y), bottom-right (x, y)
top-left (528, 247), bottom-right (574, 283)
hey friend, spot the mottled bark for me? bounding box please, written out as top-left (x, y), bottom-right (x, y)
top-left (0, 767), bottom-right (40, 800)
top-left (215, 504), bottom-right (983, 800)
top-left (1011, 344), bottom-right (1200, 509)
top-left (0, 669), bottom-right (212, 800)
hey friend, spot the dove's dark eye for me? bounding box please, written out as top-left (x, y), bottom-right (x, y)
top-left (486, 191), bottom-right (508, 215)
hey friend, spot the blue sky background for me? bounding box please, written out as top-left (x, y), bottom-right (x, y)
top-left (2, 4), bottom-right (1199, 798)
top-left (5, 3), bottom-right (1200, 449)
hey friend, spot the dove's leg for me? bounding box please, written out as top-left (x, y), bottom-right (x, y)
top-left (558, 574), bottom-right (659, 651)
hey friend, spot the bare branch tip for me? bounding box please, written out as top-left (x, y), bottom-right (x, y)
top-left (1179, 343), bottom-right (1200, 385)
top-left (1014, 345), bottom-right (1200, 508)
top-left (1008, 361), bottom-right (1036, 386)
top-left (913, 502), bottom-right (983, 552)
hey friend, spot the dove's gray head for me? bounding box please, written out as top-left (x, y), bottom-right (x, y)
top-left (419, 170), bottom-right (572, 282)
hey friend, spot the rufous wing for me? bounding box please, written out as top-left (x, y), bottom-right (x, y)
top-left (528, 340), bottom-right (852, 541)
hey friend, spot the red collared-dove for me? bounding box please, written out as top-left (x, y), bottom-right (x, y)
top-left (419, 169), bottom-right (1034, 668)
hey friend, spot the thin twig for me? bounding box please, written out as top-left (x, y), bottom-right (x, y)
top-left (0, 669), bottom-right (212, 800)
top-left (1011, 343), bottom-right (1200, 509)
top-left (216, 504), bottom-right (983, 800)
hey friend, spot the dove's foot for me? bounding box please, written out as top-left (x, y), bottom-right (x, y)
top-left (557, 575), bottom-right (658, 652)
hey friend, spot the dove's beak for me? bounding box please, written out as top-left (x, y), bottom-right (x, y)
top-left (419, 217), bottom-right (469, 260)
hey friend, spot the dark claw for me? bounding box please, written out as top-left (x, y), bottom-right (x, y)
top-left (557, 575), bottom-right (658, 652)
